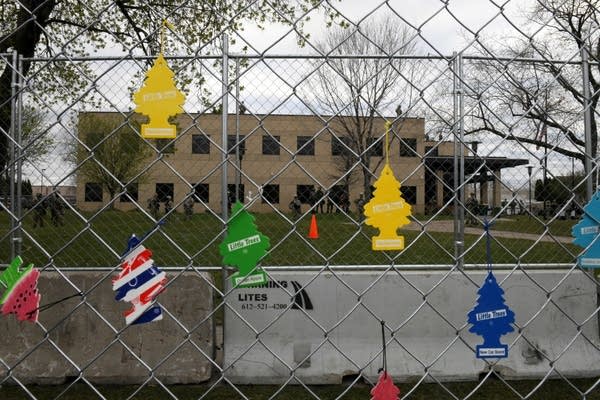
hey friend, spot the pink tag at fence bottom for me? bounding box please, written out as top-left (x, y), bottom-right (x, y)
top-left (371, 371), bottom-right (400, 400)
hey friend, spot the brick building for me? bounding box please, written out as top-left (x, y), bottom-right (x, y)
top-left (76, 112), bottom-right (524, 215)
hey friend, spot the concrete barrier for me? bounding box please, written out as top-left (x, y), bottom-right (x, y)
top-left (0, 271), bottom-right (213, 384)
top-left (224, 269), bottom-right (600, 384)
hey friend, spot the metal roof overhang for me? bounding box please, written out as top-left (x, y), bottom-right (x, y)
top-left (424, 156), bottom-right (529, 176)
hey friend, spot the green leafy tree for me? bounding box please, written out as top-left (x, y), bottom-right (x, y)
top-left (0, 105), bottom-right (53, 197)
top-left (76, 114), bottom-right (149, 206)
top-left (534, 173), bottom-right (586, 206)
top-left (21, 105), bottom-right (55, 166)
top-left (0, 1), bottom-right (338, 175)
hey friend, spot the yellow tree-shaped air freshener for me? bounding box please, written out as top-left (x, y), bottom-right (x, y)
top-left (133, 21), bottom-right (185, 139)
top-left (364, 122), bottom-right (412, 250)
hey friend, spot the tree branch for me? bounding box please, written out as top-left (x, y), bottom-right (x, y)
top-left (114, 0), bottom-right (149, 55)
top-left (45, 18), bottom-right (130, 37)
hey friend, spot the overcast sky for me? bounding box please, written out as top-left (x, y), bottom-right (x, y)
top-left (31, 0), bottom-right (572, 192)
top-left (229, 0), bottom-right (535, 55)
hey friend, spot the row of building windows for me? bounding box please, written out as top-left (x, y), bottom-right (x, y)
top-left (85, 182), bottom-right (279, 204)
top-left (185, 135), bottom-right (418, 157)
top-left (84, 182), bottom-right (418, 206)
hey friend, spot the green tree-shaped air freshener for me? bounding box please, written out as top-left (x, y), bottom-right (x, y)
top-left (220, 201), bottom-right (270, 287)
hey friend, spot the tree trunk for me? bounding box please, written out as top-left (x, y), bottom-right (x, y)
top-left (0, 0), bottom-right (56, 173)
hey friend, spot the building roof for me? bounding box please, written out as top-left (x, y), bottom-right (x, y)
top-left (424, 156), bottom-right (529, 175)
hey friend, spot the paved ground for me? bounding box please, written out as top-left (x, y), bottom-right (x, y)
top-left (404, 219), bottom-right (573, 244)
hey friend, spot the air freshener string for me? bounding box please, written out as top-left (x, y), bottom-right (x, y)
top-left (380, 320), bottom-right (387, 374)
top-left (484, 218), bottom-right (492, 272)
top-left (27, 292), bottom-right (83, 317)
top-left (385, 121), bottom-right (391, 166)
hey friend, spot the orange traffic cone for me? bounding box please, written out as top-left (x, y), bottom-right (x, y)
top-left (308, 214), bottom-right (319, 239)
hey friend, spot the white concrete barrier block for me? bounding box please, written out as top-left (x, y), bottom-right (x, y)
top-left (224, 269), bottom-right (600, 384)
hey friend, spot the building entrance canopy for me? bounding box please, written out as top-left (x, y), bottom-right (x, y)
top-left (424, 156), bottom-right (529, 209)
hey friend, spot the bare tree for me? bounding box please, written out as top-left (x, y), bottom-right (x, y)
top-left (463, 0), bottom-right (599, 168)
top-left (309, 15), bottom-right (420, 197)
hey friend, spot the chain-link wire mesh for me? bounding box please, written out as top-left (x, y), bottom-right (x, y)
top-left (1, 0), bottom-right (600, 399)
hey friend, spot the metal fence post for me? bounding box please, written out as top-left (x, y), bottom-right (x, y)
top-left (453, 52), bottom-right (465, 268)
top-left (9, 51), bottom-right (18, 260)
top-left (581, 43), bottom-right (594, 201)
top-left (235, 57), bottom-right (241, 201)
top-left (15, 54), bottom-right (23, 257)
top-left (220, 32), bottom-right (230, 372)
top-left (222, 33), bottom-right (230, 220)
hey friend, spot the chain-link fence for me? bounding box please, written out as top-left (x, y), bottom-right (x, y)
top-left (1, 1), bottom-right (600, 399)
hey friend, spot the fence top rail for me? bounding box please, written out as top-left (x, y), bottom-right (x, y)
top-left (20, 53), bottom-right (597, 66)
top-left (0, 264), bottom-right (576, 272)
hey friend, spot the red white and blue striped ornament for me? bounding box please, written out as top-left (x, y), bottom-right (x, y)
top-left (112, 235), bottom-right (167, 325)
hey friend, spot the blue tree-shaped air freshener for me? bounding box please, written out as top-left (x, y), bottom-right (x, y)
top-left (572, 191), bottom-right (600, 268)
top-left (467, 220), bottom-right (515, 359)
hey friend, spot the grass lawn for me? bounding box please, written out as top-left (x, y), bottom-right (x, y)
top-left (491, 214), bottom-right (577, 237)
top-left (1, 378), bottom-right (599, 399)
top-left (0, 210), bottom-right (579, 269)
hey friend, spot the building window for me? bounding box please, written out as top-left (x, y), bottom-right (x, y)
top-left (262, 184), bottom-right (280, 204)
top-left (425, 146), bottom-right (438, 156)
top-left (194, 183), bottom-right (209, 202)
top-left (120, 182), bottom-right (139, 202)
top-left (156, 139), bottom-right (175, 153)
top-left (155, 183), bottom-right (174, 203)
top-left (297, 185), bottom-right (315, 204)
top-left (402, 186), bottom-right (417, 205)
top-left (331, 135), bottom-right (351, 156)
top-left (227, 184), bottom-right (245, 205)
top-left (367, 137), bottom-right (383, 157)
top-left (400, 138), bottom-right (417, 157)
top-left (262, 135), bottom-right (280, 155)
top-left (192, 135), bottom-right (210, 154)
top-left (84, 183), bottom-right (103, 202)
top-left (227, 135), bottom-right (246, 155)
top-left (297, 136), bottom-right (315, 156)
